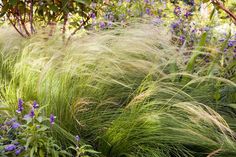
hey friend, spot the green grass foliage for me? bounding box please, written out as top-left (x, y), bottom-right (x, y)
top-left (0, 22), bottom-right (235, 156)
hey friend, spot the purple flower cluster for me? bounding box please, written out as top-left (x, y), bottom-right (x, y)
top-left (1, 99), bottom-right (58, 156)
top-left (219, 34), bottom-right (236, 58)
top-left (5, 144), bottom-right (24, 156)
top-left (5, 144), bottom-right (16, 151)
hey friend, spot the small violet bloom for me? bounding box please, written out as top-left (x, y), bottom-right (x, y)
top-left (228, 40), bottom-right (236, 47)
top-left (146, 8), bottom-right (151, 15)
top-left (29, 109), bottom-right (35, 118)
top-left (107, 21), bottom-right (113, 28)
top-left (33, 101), bottom-right (39, 109)
top-left (23, 109), bottom-right (35, 119)
top-left (180, 35), bottom-right (185, 44)
top-left (91, 12), bottom-right (96, 19)
top-left (23, 114), bottom-right (31, 120)
top-left (5, 118), bottom-right (16, 125)
top-left (75, 135), bottom-right (80, 142)
top-left (12, 122), bottom-right (21, 129)
top-left (16, 98), bottom-right (24, 113)
top-left (15, 147), bottom-right (24, 156)
top-left (99, 21), bottom-right (106, 29)
top-left (189, 0), bottom-right (194, 6)
top-left (174, 6), bottom-right (181, 16)
top-left (15, 149), bottom-right (21, 156)
top-left (5, 144), bottom-right (16, 151)
top-left (184, 11), bottom-right (192, 18)
top-left (50, 114), bottom-right (56, 125)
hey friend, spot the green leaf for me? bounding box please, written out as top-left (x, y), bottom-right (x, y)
top-left (229, 104), bottom-right (236, 109)
top-left (9, 0), bottom-right (17, 6)
top-left (25, 137), bottom-right (33, 150)
top-left (39, 149), bottom-right (45, 157)
top-left (23, 116), bottom-right (32, 124)
top-left (37, 125), bottom-right (49, 132)
top-left (209, 8), bottom-right (215, 20)
top-left (49, 5), bottom-right (59, 12)
top-left (30, 147), bottom-right (35, 157)
top-left (186, 32), bottom-right (208, 73)
top-left (37, 116), bottom-right (43, 123)
top-left (197, 32), bottom-right (207, 49)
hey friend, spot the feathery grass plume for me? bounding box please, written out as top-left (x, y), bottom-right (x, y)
top-left (2, 21), bottom-right (181, 128)
top-left (99, 82), bottom-right (236, 157)
top-left (0, 27), bottom-right (26, 106)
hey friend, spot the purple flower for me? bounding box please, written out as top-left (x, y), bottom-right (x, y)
top-left (126, 0), bottom-right (130, 2)
top-left (152, 17), bottom-right (162, 25)
top-left (204, 27), bottom-right (210, 32)
top-left (189, 0), bottom-right (194, 6)
top-left (184, 11), bottom-right (192, 18)
top-left (23, 114), bottom-right (31, 120)
top-left (15, 149), bottom-right (21, 155)
top-left (5, 118), bottom-right (16, 125)
top-left (91, 12), bottom-right (96, 19)
top-left (15, 147), bottom-right (24, 156)
top-left (174, 6), bottom-right (181, 16)
top-left (99, 21), bottom-right (106, 29)
top-left (144, 0), bottom-right (155, 5)
top-left (5, 144), bottom-right (16, 151)
top-left (171, 22), bottom-right (179, 30)
top-left (146, 8), bottom-right (151, 15)
top-left (219, 39), bottom-right (225, 42)
top-left (12, 122), bottom-right (21, 129)
top-left (107, 21), bottom-right (113, 28)
top-left (228, 41), bottom-right (234, 47)
top-left (228, 40), bottom-right (236, 47)
top-left (23, 109), bottom-right (35, 120)
top-left (75, 135), bottom-right (80, 141)
top-left (179, 35), bottom-right (185, 44)
top-left (33, 101), bottom-right (39, 109)
top-left (29, 109), bottom-right (35, 118)
top-left (16, 98), bottom-right (24, 113)
top-left (50, 114), bottom-right (56, 125)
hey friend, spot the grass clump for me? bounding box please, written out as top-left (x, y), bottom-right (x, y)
top-left (0, 21), bottom-right (235, 156)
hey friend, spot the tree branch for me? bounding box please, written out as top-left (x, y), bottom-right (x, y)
top-left (29, 0), bottom-right (35, 34)
top-left (6, 13), bottom-right (26, 38)
top-left (211, 0), bottom-right (236, 24)
top-left (66, 15), bottom-right (91, 44)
